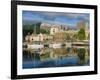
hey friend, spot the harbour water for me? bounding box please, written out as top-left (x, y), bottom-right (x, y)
top-left (23, 43), bottom-right (89, 69)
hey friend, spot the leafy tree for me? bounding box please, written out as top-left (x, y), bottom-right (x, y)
top-left (87, 33), bottom-right (90, 40)
top-left (72, 34), bottom-right (77, 41)
top-left (40, 29), bottom-right (50, 34)
top-left (66, 34), bottom-right (71, 40)
top-left (78, 28), bottom-right (86, 40)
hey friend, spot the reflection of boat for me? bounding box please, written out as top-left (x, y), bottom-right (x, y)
top-left (72, 46), bottom-right (89, 49)
top-left (50, 43), bottom-right (71, 48)
top-left (23, 42), bottom-right (72, 49)
top-left (72, 42), bottom-right (89, 46)
top-left (23, 45), bottom-right (90, 69)
top-left (50, 43), bottom-right (61, 48)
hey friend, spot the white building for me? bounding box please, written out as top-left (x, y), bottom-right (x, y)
top-left (25, 33), bottom-right (46, 42)
top-left (30, 35), bottom-right (38, 42)
top-left (50, 25), bottom-right (60, 35)
top-left (38, 33), bottom-right (46, 41)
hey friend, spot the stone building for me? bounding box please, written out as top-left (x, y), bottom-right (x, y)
top-left (25, 33), bottom-right (46, 42)
top-left (50, 24), bottom-right (61, 35)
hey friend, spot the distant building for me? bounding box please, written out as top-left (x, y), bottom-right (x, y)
top-left (50, 27), bottom-right (59, 35)
top-left (40, 23), bottom-right (51, 30)
top-left (50, 25), bottom-right (61, 35)
top-left (61, 25), bottom-right (68, 31)
top-left (77, 21), bottom-right (86, 29)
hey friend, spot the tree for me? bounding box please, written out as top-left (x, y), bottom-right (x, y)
top-left (78, 28), bottom-right (86, 40)
top-left (40, 29), bottom-right (50, 34)
top-left (72, 34), bottom-right (77, 41)
top-left (87, 33), bottom-right (90, 40)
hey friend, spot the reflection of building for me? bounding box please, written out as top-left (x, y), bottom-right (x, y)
top-left (50, 48), bottom-right (68, 59)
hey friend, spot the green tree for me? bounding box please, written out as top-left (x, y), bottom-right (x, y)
top-left (72, 34), bottom-right (77, 41)
top-left (40, 29), bottom-right (50, 34)
top-left (78, 28), bottom-right (86, 40)
top-left (66, 34), bottom-right (71, 41)
top-left (87, 33), bottom-right (90, 40)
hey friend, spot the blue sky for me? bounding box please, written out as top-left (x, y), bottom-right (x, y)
top-left (22, 11), bottom-right (89, 27)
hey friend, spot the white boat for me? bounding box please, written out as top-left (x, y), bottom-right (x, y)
top-left (27, 44), bottom-right (44, 49)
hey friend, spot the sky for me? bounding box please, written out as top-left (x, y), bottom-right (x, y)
top-left (22, 11), bottom-right (90, 27)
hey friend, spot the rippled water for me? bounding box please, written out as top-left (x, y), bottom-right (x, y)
top-left (23, 47), bottom-right (89, 69)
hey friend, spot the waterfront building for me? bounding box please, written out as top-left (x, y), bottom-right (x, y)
top-left (53, 32), bottom-right (67, 42)
top-left (50, 25), bottom-right (60, 35)
top-left (25, 33), bottom-right (47, 42)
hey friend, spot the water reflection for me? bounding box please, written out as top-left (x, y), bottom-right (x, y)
top-left (23, 46), bottom-right (89, 69)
